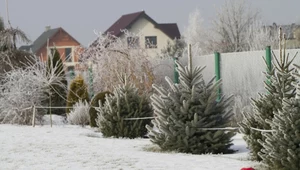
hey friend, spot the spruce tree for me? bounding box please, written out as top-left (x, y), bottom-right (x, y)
top-left (146, 61), bottom-right (235, 154)
top-left (259, 92), bottom-right (300, 170)
top-left (45, 49), bottom-right (67, 115)
top-left (239, 29), bottom-right (296, 161)
top-left (96, 75), bottom-right (152, 138)
top-left (258, 47), bottom-right (299, 169)
top-left (66, 75), bottom-right (89, 114)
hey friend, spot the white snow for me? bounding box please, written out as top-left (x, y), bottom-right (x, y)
top-left (0, 121), bottom-right (260, 170)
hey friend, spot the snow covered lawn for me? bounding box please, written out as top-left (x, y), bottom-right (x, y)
top-left (0, 124), bottom-right (260, 170)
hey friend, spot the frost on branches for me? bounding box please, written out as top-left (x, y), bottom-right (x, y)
top-left (183, 8), bottom-right (214, 55)
top-left (67, 100), bottom-right (90, 126)
top-left (147, 61), bottom-right (235, 154)
top-left (81, 30), bottom-right (155, 93)
top-left (0, 54), bottom-right (67, 125)
top-left (245, 21), bottom-right (279, 51)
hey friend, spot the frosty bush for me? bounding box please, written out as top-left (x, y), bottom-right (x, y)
top-left (96, 75), bottom-right (152, 138)
top-left (67, 100), bottom-right (90, 126)
top-left (80, 30), bottom-right (155, 93)
top-left (0, 55), bottom-right (67, 125)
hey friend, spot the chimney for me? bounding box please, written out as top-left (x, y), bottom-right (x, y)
top-left (45, 26), bottom-right (51, 32)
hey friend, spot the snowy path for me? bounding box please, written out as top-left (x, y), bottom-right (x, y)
top-left (0, 125), bottom-right (258, 170)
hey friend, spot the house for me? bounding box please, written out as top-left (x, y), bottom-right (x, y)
top-left (103, 11), bottom-right (181, 56)
top-left (19, 26), bottom-right (82, 72)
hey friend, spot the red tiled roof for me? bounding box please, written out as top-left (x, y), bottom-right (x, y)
top-left (104, 11), bottom-right (181, 39)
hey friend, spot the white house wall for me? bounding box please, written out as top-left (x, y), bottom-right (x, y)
top-left (122, 17), bottom-right (173, 58)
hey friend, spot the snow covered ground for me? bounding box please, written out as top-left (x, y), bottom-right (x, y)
top-left (0, 117), bottom-right (260, 170)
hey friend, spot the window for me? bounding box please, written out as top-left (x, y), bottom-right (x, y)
top-left (145, 36), bottom-right (157, 48)
top-left (65, 48), bottom-right (72, 62)
top-left (127, 37), bottom-right (139, 48)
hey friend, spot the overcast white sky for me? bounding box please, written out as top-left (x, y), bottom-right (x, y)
top-left (1, 0), bottom-right (300, 46)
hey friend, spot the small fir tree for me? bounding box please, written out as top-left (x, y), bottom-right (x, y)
top-left (44, 49), bottom-right (67, 115)
top-left (257, 43), bottom-right (300, 169)
top-left (89, 91), bottom-right (112, 127)
top-left (66, 75), bottom-right (89, 114)
top-left (239, 29), bottom-right (297, 161)
top-left (146, 61), bottom-right (235, 154)
top-left (96, 75), bottom-right (152, 138)
top-left (259, 91), bottom-right (300, 170)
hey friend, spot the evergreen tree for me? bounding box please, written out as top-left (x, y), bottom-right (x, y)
top-left (89, 91), bottom-right (112, 127)
top-left (259, 92), bottom-right (300, 170)
top-left (66, 75), bottom-right (89, 114)
top-left (96, 75), bottom-right (152, 138)
top-left (146, 61), bottom-right (235, 154)
top-left (258, 67), bottom-right (300, 169)
top-left (239, 30), bottom-right (297, 161)
top-left (45, 49), bottom-right (67, 115)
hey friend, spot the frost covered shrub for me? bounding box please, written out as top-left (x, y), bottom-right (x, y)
top-left (80, 31), bottom-right (155, 93)
top-left (66, 75), bottom-right (89, 114)
top-left (96, 75), bottom-right (152, 138)
top-left (146, 61), bottom-right (235, 154)
top-left (0, 70), bottom-right (45, 124)
top-left (67, 100), bottom-right (90, 126)
top-left (89, 91), bottom-right (112, 127)
top-left (0, 55), bottom-right (66, 125)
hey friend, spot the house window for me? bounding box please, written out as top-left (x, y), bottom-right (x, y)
top-left (145, 36), bottom-right (157, 48)
top-left (65, 48), bottom-right (72, 62)
top-left (127, 37), bottom-right (139, 48)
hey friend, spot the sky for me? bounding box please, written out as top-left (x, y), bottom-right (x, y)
top-left (1, 0), bottom-right (300, 46)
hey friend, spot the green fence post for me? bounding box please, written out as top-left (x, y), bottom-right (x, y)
top-left (214, 52), bottom-right (221, 101)
top-left (265, 46), bottom-right (272, 85)
top-left (174, 58), bottom-right (179, 84)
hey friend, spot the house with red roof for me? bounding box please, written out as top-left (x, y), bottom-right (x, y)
top-left (104, 11), bottom-right (181, 56)
top-left (19, 26), bottom-right (82, 73)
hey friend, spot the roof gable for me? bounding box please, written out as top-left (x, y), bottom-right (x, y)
top-left (104, 11), bottom-right (145, 37)
top-left (31, 28), bottom-right (60, 53)
top-left (104, 11), bottom-right (181, 40)
top-left (19, 27), bottom-right (81, 54)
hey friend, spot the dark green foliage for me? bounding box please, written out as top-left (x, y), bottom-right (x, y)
top-left (66, 75), bottom-right (89, 114)
top-left (44, 49), bottom-right (67, 115)
top-left (239, 48), bottom-right (297, 161)
top-left (89, 91), bottom-right (112, 127)
top-left (146, 61), bottom-right (235, 154)
top-left (96, 76), bottom-right (152, 138)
